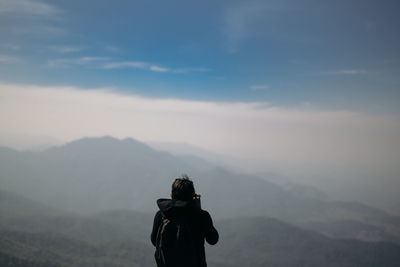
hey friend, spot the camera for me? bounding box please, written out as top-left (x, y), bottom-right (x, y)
top-left (193, 193), bottom-right (201, 209)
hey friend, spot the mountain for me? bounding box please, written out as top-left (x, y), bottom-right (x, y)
top-left (0, 190), bottom-right (152, 244)
top-left (0, 190), bottom-right (154, 266)
top-left (208, 217), bottom-right (400, 267)
top-left (0, 250), bottom-right (60, 267)
top-left (1, 190), bottom-right (400, 267)
top-left (1, 136), bottom-right (400, 244)
top-left (0, 230), bottom-right (153, 267)
top-left (299, 219), bottom-right (400, 243)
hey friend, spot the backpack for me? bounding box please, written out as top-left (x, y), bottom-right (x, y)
top-left (155, 214), bottom-right (198, 267)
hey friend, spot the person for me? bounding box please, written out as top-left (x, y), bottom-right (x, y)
top-left (151, 175), bottom-right (219, 267)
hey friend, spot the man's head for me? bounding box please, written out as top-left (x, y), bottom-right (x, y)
top-left (171, 174), bottom-right (195, 201)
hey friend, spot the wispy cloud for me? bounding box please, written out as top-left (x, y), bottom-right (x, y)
top-left (0, 55), bottom-right (21, 63)
top-left (103, 61), bottom-right (143, 69)
top-left (14, 24), bottom-right (66, 38)
top-left (49, 58), bottom-right (158, 72)
top-left (223, 1), bottom-right (267, 52)
top-left (149, 65), bottom-right (169, 72)
top-left (102, 61), bottom-right (209, 74)
top-left (47, 57), bottom-right (111, 67)
top-left (250, 84), bottom-right (269, 91)
top-left (48, 57), bottom-right (210, 74)
top-left (173, 68), bottom-right (212, 74)
top-left (1, 44), bottom-right (21, 50)
top-left (0, 0), bottom-right (60, 16)
top-left (2, 0), bottom-right (64, 38)
top-left (103, 61), bottom-right (168, 73)
top-left (49, 46), bottom-right (83, 53)
top-left (102, 61), bottom-right (149, 70)
top-left (104, 45), bottom-right (120, 53)
top-left (80, 57), bottom-right (110, 62)
top-left (319, 69), bottom-right (368, 75)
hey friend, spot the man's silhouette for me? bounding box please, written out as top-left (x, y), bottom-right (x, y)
top-left (151, 175), bottom-right (219, 267)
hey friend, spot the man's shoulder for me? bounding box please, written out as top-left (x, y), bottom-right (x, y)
top-left (153, 210), bottom-right (164, 222)
top-left (195, 209), bottom-right (213, 222)
top-left (198, 209), bottom-right (211, 217)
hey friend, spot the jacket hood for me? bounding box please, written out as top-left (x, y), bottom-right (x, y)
top-left (157, 198), bottom-right (195, 219)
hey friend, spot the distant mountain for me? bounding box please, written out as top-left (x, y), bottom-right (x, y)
top-left (0, 190), bottom-right (152, 244)
top-left (299, 219), bottom-right (400, 243)
top-left (1, 136), bottom-right (400, 244)
top-left (208, 217), bottom-right (400, 267)
top-left (147, 140), bottom-right (239, 171)
top-left (149, 141), bottom-right (330, 201)
top-left (0, 188), bottom-right (65, 219)
top-left (1, 191), bottom-right (400, 267)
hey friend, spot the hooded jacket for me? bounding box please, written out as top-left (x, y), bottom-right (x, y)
top-left (151, 198), bottom-right (219, 267)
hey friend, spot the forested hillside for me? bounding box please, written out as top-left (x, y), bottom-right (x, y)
top-left (1, 190), bottom-right (400, 267)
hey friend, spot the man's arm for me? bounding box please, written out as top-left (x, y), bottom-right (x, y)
top-left (202, 210), bottom-right (219, 245)
top-left (150, 211), bottom-right (162, 246)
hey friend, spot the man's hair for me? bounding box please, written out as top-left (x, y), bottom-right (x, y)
top-left (171, 174), bottom-right (195, 201)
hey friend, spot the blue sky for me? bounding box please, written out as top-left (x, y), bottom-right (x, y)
top-left (1, 0), bottom-right (400, 111)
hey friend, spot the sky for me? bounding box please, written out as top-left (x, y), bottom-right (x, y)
top-left (0, 0), bottom-right (400, 212)
top-left (1, 0), bottom-right (400, 110)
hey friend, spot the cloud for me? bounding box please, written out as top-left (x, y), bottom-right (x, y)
top-left (47, 53), bottom-right (210, 73)
top-left (149, 65), bottom-right (169, 72)
top-left (104, 45), bottom-right (120, 53)
top-left (1, 44), bottom-right (21, 50)
top-left (223, 1), bottom-right (267, 51)
top-left (102, 61), bottom-right (160, 72)
top-left (173, 68), bottom-right (212, 74)
top-left (102, 61), bottom-right (147, 69)
top-left (80, 57), bottom-right (110, 62)
top-left (250, 84), bottom-right (269, 91)
top-left (0, 55), bottom-right (21, 63)
top-left (49, 46), bottom-right (83, 53)
top-left (102, 61), bottom-right (208, 74)
top-left (16, 24), bottom-right (66, 37)
top-left (0, 0), bottom-right (60, 16)
top-left (47, 57), bottom-right (111, 67)
top-left (2, 0), bottom-right (64, 38)
top-left (319, 69), bottom-right (368, 75)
